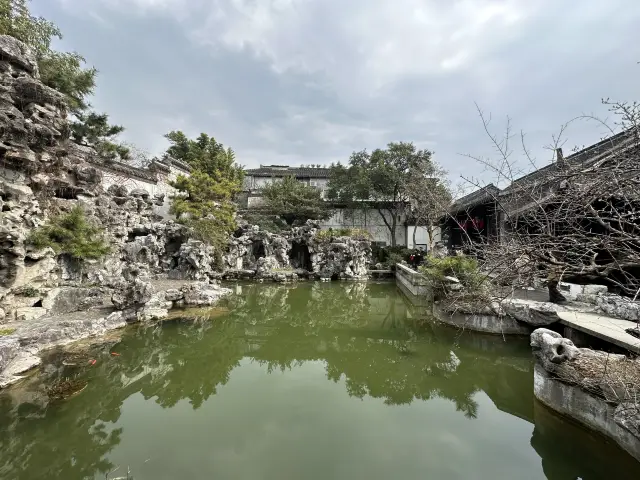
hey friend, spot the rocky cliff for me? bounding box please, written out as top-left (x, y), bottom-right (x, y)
top-left (0, 34), bottom-right (372, 386)
top-left (0, 33), bottom-right (198, 319)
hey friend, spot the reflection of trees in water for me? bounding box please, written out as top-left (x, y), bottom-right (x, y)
top-left (230, 283), bottom-right (532, 419)
top-left (530, 399), bottom-right (640, 479)
top-left (0, 282), bottom-right (533, 479)
top-left (0, 321), bottom-right (245, 480)
top-left (0, 370), bottom-right (123, 479)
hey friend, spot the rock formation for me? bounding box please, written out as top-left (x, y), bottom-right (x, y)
top-left (0, 34), bottom-right (372, 387)
top-left (0, 35), bottom-right (232, 385)
top-left (531, 328), bottom-right (640, 460)
top-left (225, 221), bottom-right (372, 282)
top-left (596, 294), bottom-right (640, 322)
top-left (500, 299), bottom-right (565, 326)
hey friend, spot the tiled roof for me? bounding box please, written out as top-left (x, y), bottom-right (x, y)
top-left (167, 157), bottom-right (192, 172)
top-left (501, 127), bottom-right (638, 195)
top-left (450, 184), bottom-right (500, 213)
top-left (245, 165), bottom-right (331, 178)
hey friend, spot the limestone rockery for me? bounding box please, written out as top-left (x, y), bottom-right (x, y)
top-left (531, 328), bottom-right (640, 462)
top-left (0, 35), bottom-right (372, 387)
top-left (224, 222), bottom-right (372, 282)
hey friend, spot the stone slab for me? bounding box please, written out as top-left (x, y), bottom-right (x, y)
top-left (556, 311), bottom-right (640, 355)
top-left (534, 364), bottom-right (640, 462)
top-left (433, 305), bottom-right (532, 336)
top-left (396, 278), bottom-right (432, 307)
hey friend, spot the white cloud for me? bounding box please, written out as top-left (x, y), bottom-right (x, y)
top-left (64, 0), bottom-right (537, 94)
top-left (57, 0), bottom-right (203, 21)
top-left (61, 0), bottom-right (188, 9)
top-left (57, 0), bottom-right (636, 105)
top-left (189, 0), bottom-right (536, 93)
top-left (251, 106), bottom-right (391, 166)
top-left (52, 0), bottom-right (640, 180)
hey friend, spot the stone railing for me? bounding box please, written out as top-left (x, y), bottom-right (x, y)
top-left (395, 263), bottom-right (432, 299)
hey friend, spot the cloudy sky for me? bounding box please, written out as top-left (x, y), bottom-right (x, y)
top-left (35, 0), bottom-right (640, 187)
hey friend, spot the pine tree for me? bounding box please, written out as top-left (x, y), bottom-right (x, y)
top-left (166, 131), bottom-right (244, 256)
top-left (1, 0), bottom-right (129, 160)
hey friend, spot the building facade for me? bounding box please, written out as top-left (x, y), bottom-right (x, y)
top-left (440, 128), bottom-right (639, 252)
top-left (242, 165), bottom-right (433, 248)
top-left (242, 165), bottom-right (331, 207)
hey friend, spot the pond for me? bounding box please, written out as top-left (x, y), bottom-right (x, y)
top-left (1, 282), bottom-right (639, 480)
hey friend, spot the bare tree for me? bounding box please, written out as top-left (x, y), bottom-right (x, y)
top-left (405, 162), bottom-right (453, 252)
top-left (458, 100), bottom-right (640, 303)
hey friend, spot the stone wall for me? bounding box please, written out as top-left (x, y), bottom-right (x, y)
top-left (93, 158), bottom-right (189, 219)
top-left (530, 328), bottom-right (640, 461)
top-left (224, 220), bottom-right (372, 282)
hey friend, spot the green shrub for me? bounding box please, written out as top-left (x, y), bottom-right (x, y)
top-left (315, 230), bottom-right (332, 242)
top-left (261, 175), bottom-right (332, 226)
top-left (315, 228), bottom-right (372, 242)
top-left (169, 165), bottom-right (240, 264)
top-left (385, 252), bottom-right (405, 269)
top-left (184, 217), bottom-right (231, 269)
top-left (420, 255), bottom-right (485, 294)
top-left (0, 328), bottom-right (16, 336)
top-left (13, 286), bottom-right (40, 297)
top-left (240, 212), bottom-right (288, 233)
top-left (372, 246), bottom-right (413, 268)
top-left (27, 206), bottom-right (110, 260)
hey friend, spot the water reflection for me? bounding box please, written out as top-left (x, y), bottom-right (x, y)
top-left (0, 282), bottom-right (638, 479)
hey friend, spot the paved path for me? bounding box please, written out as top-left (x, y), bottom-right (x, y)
top-left (557, 311), bottom-right (640, 354)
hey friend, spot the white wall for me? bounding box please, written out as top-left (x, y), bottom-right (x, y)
top-left (308, 178), bottom-right (329, 198)
top-left (320, 208), bottom-right (407, 246)
top-left (98, 164), bottom-right (190, 219)
top-left (247, 195), bottom-right (266, 208)
top-left (243, 174), bottom-right (410, 246)
top-left (245, 176), bottom-right (276, 190)
top-left (406, 226), bottom-right (441, 250)
top-left (101, 172), bottom-right (163, 197)
top-left (99, 164), bottom-right (189, 199)
top-left (244, 175), bottom-right (329, 197)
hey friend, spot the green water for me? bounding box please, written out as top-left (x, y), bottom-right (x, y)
top-left (1, 282), bottom-right (639, 480)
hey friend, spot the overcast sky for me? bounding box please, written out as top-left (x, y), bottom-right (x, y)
top-left (35, 0), bottom-right (640, 189)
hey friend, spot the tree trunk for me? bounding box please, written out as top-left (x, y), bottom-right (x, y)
top-left (547, 267), bottom-right (566, 304)
top-left (427, 224), bottom-right (435, 252)
top-left (548, 280), bottom-right (567, 304)
top-left (412, 225), bottom-right (417, 249)
top-left (390, 214), bottom-right (397, 247)
top-left (377, 208), bottom-right (396, 247)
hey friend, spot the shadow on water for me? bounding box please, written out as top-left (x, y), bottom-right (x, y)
top-left (0, 281), bottom-right (638, 479)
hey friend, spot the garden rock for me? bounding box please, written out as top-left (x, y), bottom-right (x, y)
top-left (596, 295), bottom-right (640, 322)
top-left (181, 282), bottom-right (232, 306)
top-left (502, 299), bottom-right (563, 326)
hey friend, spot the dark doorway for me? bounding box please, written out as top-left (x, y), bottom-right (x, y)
top-left (164, 237), bottom-right (184, 269)
top-left (289, 241), bottom-right (312, 270)
top-left (251, 240), bottom-right (266, 261)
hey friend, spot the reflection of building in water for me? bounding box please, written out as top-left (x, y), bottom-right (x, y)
top-left (3, 282), bottom-right (638, 479)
